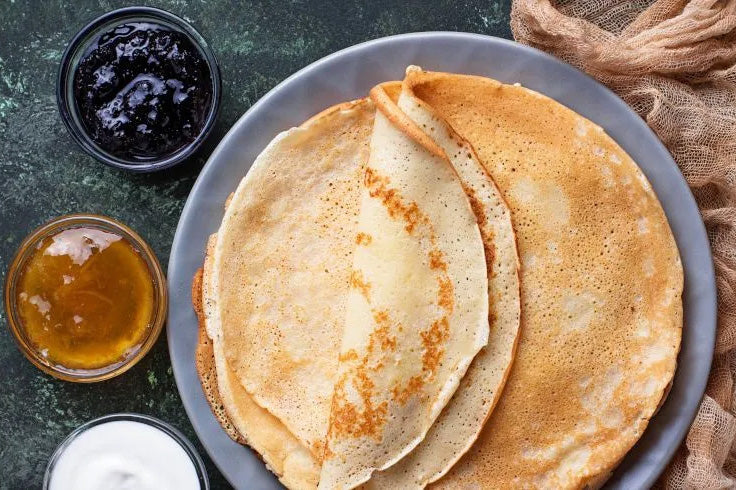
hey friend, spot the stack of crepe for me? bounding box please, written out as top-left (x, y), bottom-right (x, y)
top-left (192, 67), bottom-right (683, 489)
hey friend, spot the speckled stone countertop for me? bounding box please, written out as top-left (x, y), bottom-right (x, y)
top-left (0, 1), bottom-right (511, 488)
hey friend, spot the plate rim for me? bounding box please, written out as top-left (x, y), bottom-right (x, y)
top-left (167, 31), bottom-right (717, 490)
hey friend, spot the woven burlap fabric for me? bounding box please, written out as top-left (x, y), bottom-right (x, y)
top-left (510, 0), bottom-right (736, 488)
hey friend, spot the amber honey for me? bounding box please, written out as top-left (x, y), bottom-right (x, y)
top-left (15, 226), bottom-right (154, 370)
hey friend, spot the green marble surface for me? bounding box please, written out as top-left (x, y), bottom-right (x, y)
top-left (0, 1), bottom-right (512, 488)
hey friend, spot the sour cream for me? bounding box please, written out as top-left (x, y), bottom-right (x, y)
top-left (47, 419), bottom-right (202, 490)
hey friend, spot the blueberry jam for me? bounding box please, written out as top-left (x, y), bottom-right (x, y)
top-left (73, 22), bottom-right (212, 162)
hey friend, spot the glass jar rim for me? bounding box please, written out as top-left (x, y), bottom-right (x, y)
top-left (3, 214), bottom-right (168, 382)
top-left (43, 413), bottom-right (209, 490)
top-left (56, 6), bottom-right (222, 172)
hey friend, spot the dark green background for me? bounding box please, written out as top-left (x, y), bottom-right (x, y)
top-left (0, 1), bottom-right (512, 488)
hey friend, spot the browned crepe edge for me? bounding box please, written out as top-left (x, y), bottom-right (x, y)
top-left (369, 82), bottom-right (446, 160)
top-left (300, 98), bottom-right (368, 128)
top-left (192, 267), bottom-right (246, 445)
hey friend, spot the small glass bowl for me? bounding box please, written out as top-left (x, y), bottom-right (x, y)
top-left (57, 6), bottom-right (221, 172)
top-left (43, 413), bottom-right (209, 490)
top-left (4, 214), bottom-right (168, 382)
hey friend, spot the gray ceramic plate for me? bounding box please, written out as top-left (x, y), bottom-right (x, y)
top-left (168, 32), bottom-right (716, 490)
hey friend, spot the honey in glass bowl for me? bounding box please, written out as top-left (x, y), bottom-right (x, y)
top-left (5, 215), bottom-right (167, 381)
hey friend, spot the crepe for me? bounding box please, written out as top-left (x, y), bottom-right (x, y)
top-left (319, 81), bottom-right (490, 489)
top-left (199, 99), bottom-right (374, 489)
top-left (201, 236), bottom-right (321, 489)
top-left (214, 98), bottom-right (375, 459)
top-left (397, 69), bottom-right (683, 489)
top-left (363, 79), bottom-right (521, 488)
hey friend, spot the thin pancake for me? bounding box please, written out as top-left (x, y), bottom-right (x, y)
top-left (319, 83), bottom-right (490, 488)
top-left (365, 76), bottom-right (521, 488)
top-left (403, 70), bottom-right (683, 489)
top-left (192, 101), bottom-right (372, 461)
top-left (207, 99), bottom-right (374, 486)
top-left (197, 92), bottom-right (520, 488)
top-left (202, 235), bottom-right (320, 489)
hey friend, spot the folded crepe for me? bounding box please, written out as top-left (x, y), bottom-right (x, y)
top-left (363, 79), bottom-right (521, 488)
top-left (197, 93), bottom-right (520, 488)
top-left (318, 78), bottom-right (491, 487)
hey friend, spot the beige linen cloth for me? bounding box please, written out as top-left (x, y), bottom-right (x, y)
top-left (510, 0), bottom-right (736, 487)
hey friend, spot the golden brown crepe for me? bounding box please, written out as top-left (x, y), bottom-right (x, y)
top-left (199, 99), bottom-right (375, 489)
top-left (203, 235), bottom-right (321, 489)
top-left (213, 99), bottom-right (374, 462)
top-left (193, 267), bottom-right (245, 446)
top-left (400, 69), bottom-right (683, 489)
